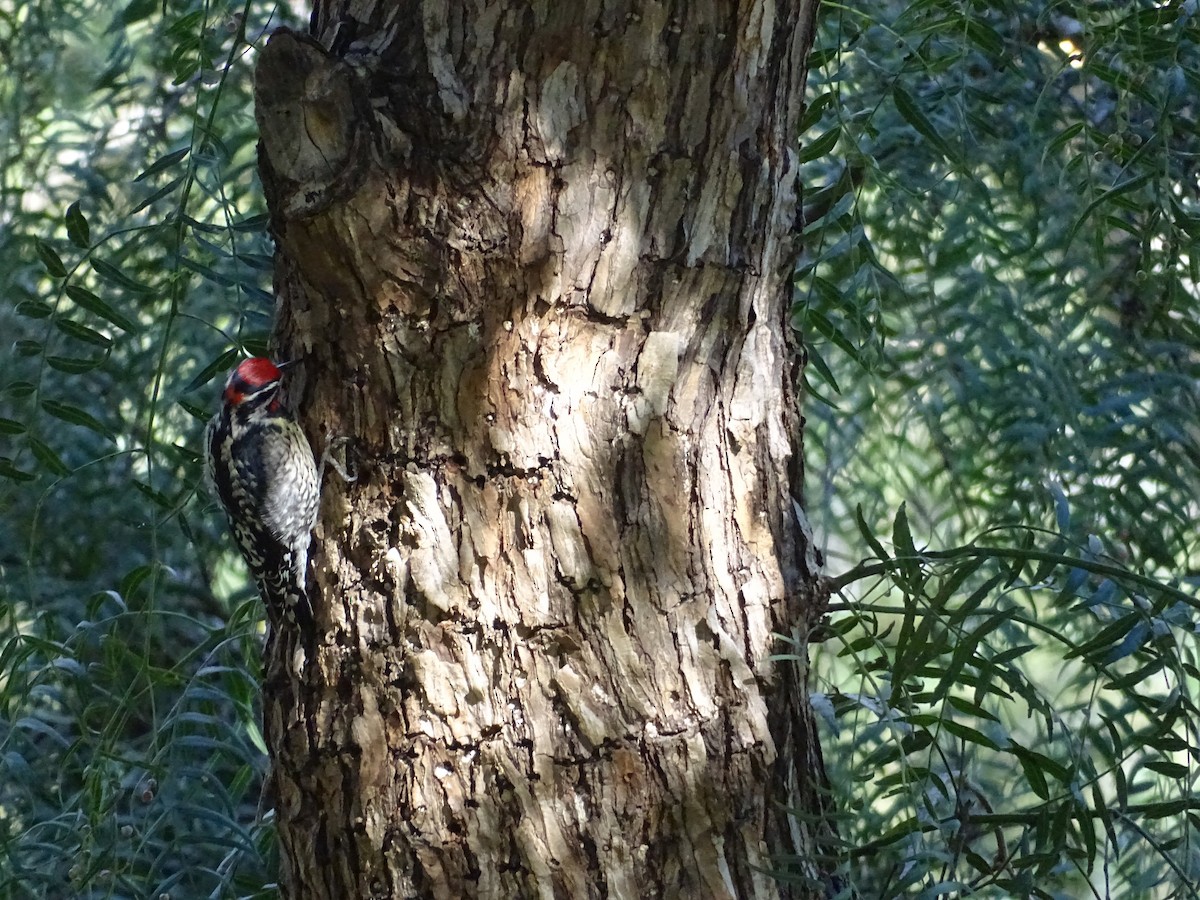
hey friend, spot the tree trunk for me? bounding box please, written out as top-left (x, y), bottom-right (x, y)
top-left (254, 1), bottom-right (832, 897)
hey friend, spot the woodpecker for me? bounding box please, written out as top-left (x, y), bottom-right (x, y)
top-left (205, 357), bottom-right (319, 633)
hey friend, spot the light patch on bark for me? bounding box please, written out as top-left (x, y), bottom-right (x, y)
top-left (731, 321), bottom-right (776, 427)
top-left (546, 499), bottom-right (594, 588)
top-left (590, 180), bottom-right (649, 318)
top-left (421, 3), bottom-right (468, 120)
top-left (741, 0), bottom-right (778, 84)
top-left (630, 329), bottom-right (683, 433)
top-left (402, 469), bottom-right (464, 613)
top-left (687, 155), bottom-right (742, 266)
top-left (551, 662), bottom-right (615, 748)
top-left (412, 647), bottom-right (477, 722)
top-left (533, 61), bottom-right (583, 163)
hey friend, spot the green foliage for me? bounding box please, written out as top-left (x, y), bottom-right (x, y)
top-left (0, 0), bottom-right (296, 895)
top-left (801, 0), bottom-right (1200, 896)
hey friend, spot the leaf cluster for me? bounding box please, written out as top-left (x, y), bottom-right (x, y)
top-left (798, 0), bottom-right (1200, 896)
top-left (0, 0), bottom-right (297, 896)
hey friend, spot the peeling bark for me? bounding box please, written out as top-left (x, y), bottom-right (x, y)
top-left (254, 1), bottom-right (833, 897)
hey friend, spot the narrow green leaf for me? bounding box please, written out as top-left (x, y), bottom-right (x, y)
top-left (892, 502), bottom-right (920, 585)
top-left (91, 257), bottom-right (153, 293)
top-left (932, 555), bottom-right (986, 608)
top-left (892, 503), bottom-right (917, 558)
top-left (800, 91), bottom-right (833, 132)
top-left (229, 213), bottom-right (269, 233)
top-left (65, 285), bottom-right (140, 333)
top-left (1099, 716), bottom-right (1124, 759)
top-left (856, 504), bottom-right (889, 563)
top-left (41, 399), bottom-right (115, 439)
top-left (963, 18), bottom-right (1004, 57)
top-left (186, 348), bottom-right (241, 393)
top-left (946, 696), bottom-right (998, 722)
top-left (54, 318), bottom-right (112, 348)
top-left (65, 201), bottom-right (91, 248)
top-left (1030, 538), bottom-right (1068, 585)
top-left (112, 0), bottom-right (157, 29)
top-left (873, 815), bottom-right (922, 848)
top-left (990, 643), bottom-right (1036, 665)
top-left (1114, 760), bottom-right (1128, 810)
top-left (192, 233), bottom-right (234, 258)
top-left (798, 126), bottom-right (840, 164)
top-left (244, 719), bottom-right (268, 755)
top-left (1066, 611), bottom-right (1138, 660)
top-left (235, 252), bottom-right (274, 271)
top-left (183, 214), bottom-right (223, 234)
top-left (1065, 173), bottom-right (1154, 249)
top-left (241, 336), bottom-right (271, 358)
top-left (0, 417), bottom-right (25, 435)
top-left (1147, 730), bottom-right (1189, 754)
top-left (935, 602), bottom-right (1015, 700)
top-left (1014, 749), bottom-right (1049, 800)
top-left (805, 305), bottom-right (865, 363)
top-left (15, 299), bottom-right (53, 319)
top-left (1103, 655), bottom-right (1166, 690)
top-left (1051, 122), bottom-right (1089, 157)
top-left (27, 435), bottom-right (71, 476)
top-left (176, 399), bottom-right (209, 421)
top-left (1098, 619), bottom-right (1151, 665)
top-left (0, 458), bottom-right (35, 482)
top-left (1078, 790), bottom-right (1098, 867)
top-left (800, 377), bottom-right (840, 410)
top-left (130, 175), bottom-right (185, 215)
top-left (1142, 799), bottom-right (1192, 819)
top-left (46, 355), bottom-right (104, 374)
top-left (803, 343), bottom-right (841, 394)
top-left (806, 47), bottom-right (837, 70)
top-left (132, 479), bottom-right (173, 509)
top-left (893, 86), bottom-right (956, 162)
top-left (940, 718), bottom-right (1004, 750)
top-left (134, 146), bottom-right (190, 182)
top-left (1143, 759), bottom-right (1188, 779)
top-left (119, 563), bottom-right (157, 599)
top-left (178, 255), bottom-right (237, 287)
top-left (3, 382), bottom-right (36, 398)
top-left (893, 594), bottom-right (943, 693)
top-left (34, 239), bottom-right (68, 277)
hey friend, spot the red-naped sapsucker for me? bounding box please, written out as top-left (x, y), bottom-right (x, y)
top-left (206, 358), bottom-right (319, 632)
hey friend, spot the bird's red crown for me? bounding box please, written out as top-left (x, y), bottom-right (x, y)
top-left (223, 357), bottom-right (283, 406)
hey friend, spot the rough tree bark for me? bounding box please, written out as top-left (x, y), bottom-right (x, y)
top-left (254, 1), bottom-right (833, 897)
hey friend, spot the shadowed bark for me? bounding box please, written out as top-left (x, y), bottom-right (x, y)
top-left (254, 1), bottom-right (834, 896)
